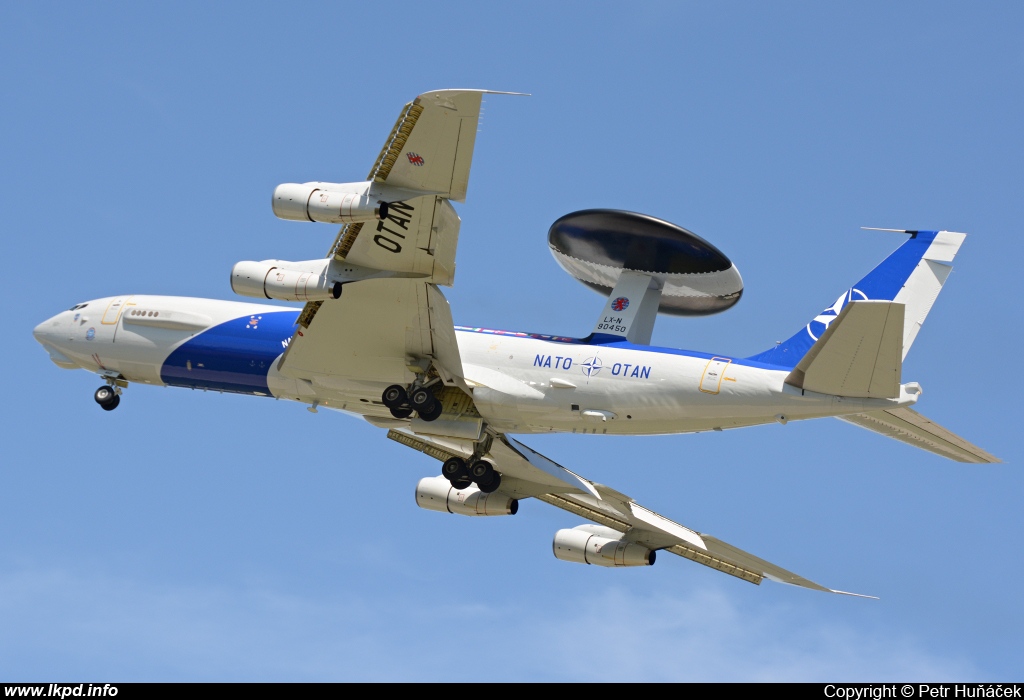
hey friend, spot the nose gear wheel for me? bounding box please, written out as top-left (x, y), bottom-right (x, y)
top-left (94, 386), bottom-right (120, 411)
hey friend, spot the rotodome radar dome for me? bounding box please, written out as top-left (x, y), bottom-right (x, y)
top-left (547, 209), bottom-right (743, 316)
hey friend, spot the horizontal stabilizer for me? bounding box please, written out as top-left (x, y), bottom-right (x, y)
top-left (838, 408), bottom-right (1001, 463)
top-left (786, 301), bottom-right (903, 399)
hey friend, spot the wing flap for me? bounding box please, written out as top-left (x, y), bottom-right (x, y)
top-left (838, 407), bottom-right (1000, 463)
top-left (786, 300), bottom-right (904, 398)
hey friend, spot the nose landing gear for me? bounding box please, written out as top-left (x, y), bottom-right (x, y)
top-left (94, 385), bottom-right (121, 411)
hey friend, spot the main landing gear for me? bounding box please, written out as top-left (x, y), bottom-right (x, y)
top-left (441, 456), bottom-right (501, 493)
top-left (381, 383), bottom-right (442, 422)
top-left (94, 385), bottom-right (121, 411)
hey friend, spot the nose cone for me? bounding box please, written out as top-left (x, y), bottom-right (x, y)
top-left (34, 311), bottom-right (80, 369)
top-left (33, 316), bottom-right (56, 343)
top-left (34, 309), bottom-right (68, 344)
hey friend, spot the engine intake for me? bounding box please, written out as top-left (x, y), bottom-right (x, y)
top-left (272, 182), bottom-right (388, 224)
top-left (415, 476), bottom-right (517, 517)
top-left (230, 260), bottom-right (340, 302)
top-left (553, 525), bottom-right (655, 567)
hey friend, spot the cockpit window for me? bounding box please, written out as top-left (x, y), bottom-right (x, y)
top-left (67, 303), bottom-right (89, 311)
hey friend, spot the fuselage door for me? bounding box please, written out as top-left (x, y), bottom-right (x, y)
top-left (699, 357), bottom-right (732, 394)
top-left (102, 297), bottom-right (130, 325)
top-left (100, 296), bottom-right (133, 342)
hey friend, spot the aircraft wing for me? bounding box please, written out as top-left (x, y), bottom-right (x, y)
top-left (278, 90), bottom-right (501, 395)
top-left (387, 429), bottom-right (873, 597)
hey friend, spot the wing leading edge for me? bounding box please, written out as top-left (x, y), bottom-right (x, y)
top-left (388, 429), bottom-right (875, 598)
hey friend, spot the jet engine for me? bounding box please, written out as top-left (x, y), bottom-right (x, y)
top-left (230, 259), bottom-right (340, 302)
top-left (415, 476), bottom-right (518, 516)
top-left (552, 524), bottom-right (656, 567)
top-left (272, 182), bottom-right (388, 225)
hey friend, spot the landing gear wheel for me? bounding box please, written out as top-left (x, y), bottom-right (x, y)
top-left (471, 460), bottom-right (500, 492)
top-left (389, 406), bottom-right (413, 419)
top-left (450, 477), bottom-right (473, 491)
top-left (409, 387), bottom-right (435, 412)
top-left (382, 385), bottom-right (408, 409)
top-left (94, 386), bottom-right (119, 410)
top-left (469, 460), bottom-right (494, 480)
top-left (442, 457), bottom-right (469, 483)
top-left (477, 472), bottom-right (501, 494)
top-left (418, 400), bottom-right (443, 422)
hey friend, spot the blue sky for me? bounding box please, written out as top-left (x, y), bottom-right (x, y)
top-left (2, 1), bottom-right (1021, 681)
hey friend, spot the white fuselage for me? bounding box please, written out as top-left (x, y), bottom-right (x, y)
top-left (33, 295), bottom-right (918, 436)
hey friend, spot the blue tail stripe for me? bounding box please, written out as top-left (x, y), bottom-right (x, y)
top-left (747, 231), bottom-right (938, 368)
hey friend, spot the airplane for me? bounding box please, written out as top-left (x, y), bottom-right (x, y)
top-left (32, 89), bottom-right (999, 597)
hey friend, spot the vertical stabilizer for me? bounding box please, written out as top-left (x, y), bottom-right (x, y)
top-left (748, 231), bottom-right (966, 368)
top-left (895, 232), bottom-right (964, 358)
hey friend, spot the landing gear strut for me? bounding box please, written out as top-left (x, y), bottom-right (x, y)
top-left (94, 385), bottom-right (120, 411)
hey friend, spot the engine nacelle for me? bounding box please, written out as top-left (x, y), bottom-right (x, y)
top-left (415, 476), bottom-right (518, 517)
top-left (230, 260), bottom-right (341, 302)
top-left (272, 182), bottom-right (388, 225)
top-left (552, 525), bottom-right (656, 567)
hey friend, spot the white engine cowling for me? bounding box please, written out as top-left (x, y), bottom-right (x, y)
top-left (272, 182), bottom-right (388, 224)
top-left (415, 476), bottom-right (518, 517)
top-left (552, 525), bottom-right (656, 567)
top-left (230, 260), bottom-right (340, 302)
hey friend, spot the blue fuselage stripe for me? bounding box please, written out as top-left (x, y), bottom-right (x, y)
top-left (160, 311), bottom-right (300, 394)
